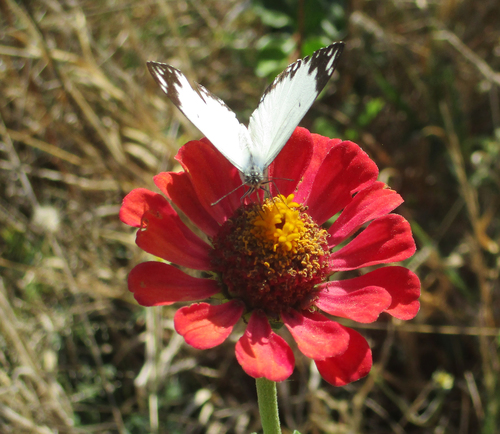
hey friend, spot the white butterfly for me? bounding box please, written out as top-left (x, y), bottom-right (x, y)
top-left (147, 42), bottom-right (344, 201)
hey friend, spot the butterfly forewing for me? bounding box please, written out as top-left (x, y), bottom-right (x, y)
top-left (247, 42), bottom-right (344, 170)
top-left (147, 62), bottom-right (252, 172)
top-left (147, 42), bottom-right (344, 194)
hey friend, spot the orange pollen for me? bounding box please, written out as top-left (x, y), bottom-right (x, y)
top-left (210, 194), bottom-right (330, 316)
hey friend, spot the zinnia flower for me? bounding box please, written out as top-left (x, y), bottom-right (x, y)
top-left (120, 127), bottom-right (420, 386)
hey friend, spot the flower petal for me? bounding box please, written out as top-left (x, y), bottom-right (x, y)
top-left (281, 309), bottom-right (349, 360)
top-left (364, 266), bottom-right (420, 319)
top-left (235, 311), bottom-right (294, 382)
top-left (298, 135), bottom-right (342, 197)
top-left (328, 182), bottom-right (403, 247)
top-left (119, 188), bottom-right (166, 228)
top-left (131, 192), bottom-right (213, 270)
top-left (174, 301), bottom-right (244, 349)
top-left (329, 214), bottom-right (416, 271)
top-left (128, 262), bottom-right (220, 306)
top-left (298, 141), bottom-right (379, 224)
top-left (315, 326), bottom-right (372, 386)
top-left (176, 139), bottom-right (243, 224)
top-left (154, 171), bottom-right (220, 237)
top-left (315, 277), bottom-right (393, 323)
top-left (269, 127), bottom-right (313, 197)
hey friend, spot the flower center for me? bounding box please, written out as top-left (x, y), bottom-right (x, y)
top-left (210, 194), bottom-right (330, 317)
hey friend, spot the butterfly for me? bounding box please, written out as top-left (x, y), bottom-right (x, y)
top-left (147, 41), bottom-right (344, 202)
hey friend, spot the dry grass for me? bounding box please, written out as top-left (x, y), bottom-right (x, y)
top-left (1, 0), bottom-right (499, 433)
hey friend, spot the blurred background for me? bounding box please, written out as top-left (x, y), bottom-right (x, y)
top-left (1, 0), bottom-right (499, 433)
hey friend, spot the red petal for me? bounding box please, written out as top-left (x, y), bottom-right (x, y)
top-left (235, 311), bottom-right (294, 381)
top-left (328, 182), bottom-right (404, 247)
top-left (174, 301), bottom-right (244, 349)
top-left (154, 171), bottom-right (220, 237)
top-left (315, 277), bottom-right (393, 323)
top-left (281, 309), bottom-right (349, 360)
top-left (120, 188), bottom-right (167, 228)
top-left (329, 214), bottom-right (416, 271)
top-left (128, 262), bottom-right (220, 306)
top-left (268, 127), bottom-right (313, 197)
top-left (298, 135), bottom-right (342, 197)
top-left (315, 327), bottom-right (372, 386)
top-left (131, 192), bottom-right (212, 270)
top-left (365, 266), bottom-right (420, 319)
top-left (176, 139), bottom-right (243, 223)
top-left (298, 141), bottom-right (379, 224)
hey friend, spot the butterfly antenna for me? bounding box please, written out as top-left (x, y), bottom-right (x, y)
top-left (212, 177), bottom-right (293, 207)
top-left (211, 183), bottom-right (245, 206)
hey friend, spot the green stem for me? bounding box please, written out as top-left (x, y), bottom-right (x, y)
top-left (255, 378), bottom-right (282, 434)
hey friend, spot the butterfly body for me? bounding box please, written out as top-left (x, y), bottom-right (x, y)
top-left (147, 42), bottom-right (344, 199)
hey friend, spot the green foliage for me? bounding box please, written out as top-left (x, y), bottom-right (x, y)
top-left (2, 227), bottom-right (37, 265)
top-left (312, 116), bottom-right (340, 139)
top-left (358, 97), bottom-right (385, 127)
top-left (252, 0), bottom-right (346, 80)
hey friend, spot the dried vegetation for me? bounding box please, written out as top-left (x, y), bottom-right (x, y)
top-left (0, 0), bottom-right (499, 433)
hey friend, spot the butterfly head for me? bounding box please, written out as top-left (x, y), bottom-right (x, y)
top-left (237, 165), bottom-right (271, 203)
top-left (242, 165), bottom-right (265, 189)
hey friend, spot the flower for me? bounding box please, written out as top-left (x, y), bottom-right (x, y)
top-left (120, 127), bottom-right (420, 386)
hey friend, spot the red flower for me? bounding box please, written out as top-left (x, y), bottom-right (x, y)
top-left (120, 127), bottom-right (420, 386)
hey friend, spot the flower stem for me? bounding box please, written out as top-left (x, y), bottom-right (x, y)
top-left (255, 378), bottom-right (282, 434)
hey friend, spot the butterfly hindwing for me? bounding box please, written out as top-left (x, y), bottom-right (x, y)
top-left (247, 42), bottom-right (344, 170)
top-left (147, 62), bottom-right (252, 172)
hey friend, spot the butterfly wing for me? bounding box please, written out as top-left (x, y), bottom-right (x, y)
top-left (147, 62), bottom-right (252, 173)
top-left (247, 42), bottom-right (344, 170)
